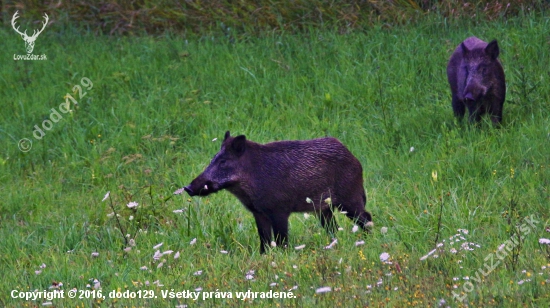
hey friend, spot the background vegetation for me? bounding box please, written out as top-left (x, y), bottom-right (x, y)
top-left (0, 1), bottom-right (549, 307)
top-left (1, 0), bottom-right (548, 35)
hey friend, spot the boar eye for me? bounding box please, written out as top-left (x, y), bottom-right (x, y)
top-left (219, 159), bottom-right (227, 165)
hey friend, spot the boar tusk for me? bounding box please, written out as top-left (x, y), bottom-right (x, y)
top-left (204, 184), bottom-right (208, 190)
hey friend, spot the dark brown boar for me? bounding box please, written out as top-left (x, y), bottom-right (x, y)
top-left (181, 131), bottom-right (372, 253)
top-left (447, 36), bottom-right (506, 124)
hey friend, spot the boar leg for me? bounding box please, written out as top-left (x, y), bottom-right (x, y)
top-left (467, 104), bottom-right (484, 123)
top-left (270, 212), bottom-right (290, 248)
top-left (452, 95), bottom-right (466, 120)
top-left (319, 208), bottom-right (338, 235)
top-left (252, 212), bottom-right (273, 254)
top-left (489, 103), bottom-right (503, 125)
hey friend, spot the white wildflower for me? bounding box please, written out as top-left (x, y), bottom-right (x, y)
top-left (315, 286), bottom-right (331, 293)
top-left (380, 252), bottom-right (390, 262)
top-left (102, 191), bottom-right (110, 202)
top-left (325, 238), bottom-right (338, 249)
top-left (153, 250), bottom-right (162, 260)
top-left (420, 249), bottom-right (437, 261)
top-left (127, 201), bottom-right (138, 209)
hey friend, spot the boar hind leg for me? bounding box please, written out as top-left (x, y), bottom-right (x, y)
top-left (489, 104), bottom-right (503, 125)
top-left (319, 208), bottom-right (338, 236)
top-left (252, 212), bottom-right (273, 254)
top-left (270, 213), bottom-right (290, 248)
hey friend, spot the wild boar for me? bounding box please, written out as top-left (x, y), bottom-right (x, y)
top-left (181, 131), bottom-right (372, 253)
top-left (447, 36), bottom-right (506, 124)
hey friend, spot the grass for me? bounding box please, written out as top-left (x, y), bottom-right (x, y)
top-left (1, 12), bottom-right (550, 307)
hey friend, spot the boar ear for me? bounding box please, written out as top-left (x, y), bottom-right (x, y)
top-left (231, 135), bottom-right (246, 156)
top-left (224, 131), bottom-right (231, 141)
top-left (460, 42), bottom-right (469, 55)
top-left (485, 40), bottom-right (500, 59)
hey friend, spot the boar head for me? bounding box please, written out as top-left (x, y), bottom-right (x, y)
top-left (184, 131), bottom-right (246, 197)
top-left (460, 39), bottom-right (500, 102)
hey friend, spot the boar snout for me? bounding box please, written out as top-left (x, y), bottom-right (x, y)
top-left (184, 180), bottom-right (214, 197)
top-left (183, 185), bottom-right (195, 196)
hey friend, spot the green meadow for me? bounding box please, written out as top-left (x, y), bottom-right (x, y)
top-left (1, 12), bottom-right (550, 307)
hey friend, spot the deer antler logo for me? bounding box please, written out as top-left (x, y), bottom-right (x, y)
top-left (11, 11), bottom-right (49, 54)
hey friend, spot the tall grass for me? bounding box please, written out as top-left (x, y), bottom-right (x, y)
top-left (0, 11), bottom-right (549, 307)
